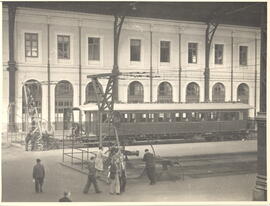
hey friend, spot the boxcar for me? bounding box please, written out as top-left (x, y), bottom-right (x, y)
top-left (73, 102), bottom-right (252, 145)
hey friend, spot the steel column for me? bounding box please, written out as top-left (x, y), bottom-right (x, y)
top-left (47, 21), bottom-right (51, 129)
top-left (178, 33), bottom-right (182, 103)
top-left (78, 24), bottom-right (82, 125)
top-left (112, 15), bottom-right (125, 102)
top-left (7, 4), bottom-right (17, 132)
top-left (254, 37), bottom-right (257, 118)
top-left (204, 20), bottom-right (218, 102)
top-left (253, 4), bottom-right (267, 201)
top-left (150, 29), bottom-right (153, 103)
top-left (230, 34), bottom-right (234, 101)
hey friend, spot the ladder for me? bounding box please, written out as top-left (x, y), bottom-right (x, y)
top-left (23, 82), bottom-right (43, 150)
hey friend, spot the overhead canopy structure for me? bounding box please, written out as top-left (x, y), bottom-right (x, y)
top-left (4, 2), bottom-right (264, 27)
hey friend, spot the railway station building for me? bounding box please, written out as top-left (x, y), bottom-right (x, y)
top-left (2, 3), bottom-right (261, 133)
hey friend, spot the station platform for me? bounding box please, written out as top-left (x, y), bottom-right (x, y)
top-left (2, 139), bottom-right (259, 202)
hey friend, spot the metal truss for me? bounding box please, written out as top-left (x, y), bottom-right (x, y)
top-left (87, 72), bottom-right (156, 147)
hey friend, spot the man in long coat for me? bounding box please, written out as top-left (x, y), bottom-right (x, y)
top-left (32, 158), bottom-right (45, 193)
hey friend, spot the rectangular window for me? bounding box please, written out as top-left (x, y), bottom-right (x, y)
top-left (25, 33), bottom-right (38, 57)
top-left (215, 44), bottom-right (224, 64)
top-left (57, 35), bottom-right (70, 59)
top-left (239, 46), bottom-right (248, 66)
top-left (160, 41), bottom-right (170, 62)
top-left (130, 39), bottom-right (141, 61)
top-left (88, 37), bottom-right (100, 60)
top-left (188, 43), bottom-right (198, 63)
top-left (148, 113), bottom-right (154, 122)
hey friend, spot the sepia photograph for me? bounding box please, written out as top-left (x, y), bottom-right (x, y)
top-left (1, 1), bottom-right (267, 204)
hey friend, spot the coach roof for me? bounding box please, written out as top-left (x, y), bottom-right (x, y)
top-left (75, 102), bottom-right (252, 112)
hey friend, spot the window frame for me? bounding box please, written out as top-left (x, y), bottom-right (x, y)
top-left (25, 33), bottom-right (39, 58)
top-left (88, 37), bottom-right (100, 61)
top-left (57, 35), bottom-right (70, 59)
top-left (188, 42), bottom-right (198, 64)
top-left (239, 45), bottom-right (248, 66)
top-left (130, 39), bottom-right (141, 62)
top-left (160, 40), bottom-right (171, 63)
top-left (214, 44), bottom-right (224, 65)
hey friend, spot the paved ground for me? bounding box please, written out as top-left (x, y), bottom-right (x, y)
top-left (2, 140), bottom-right (259, 202)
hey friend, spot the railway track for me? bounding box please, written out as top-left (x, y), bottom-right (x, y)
top-left (61, 151), bottom-right (257, 181)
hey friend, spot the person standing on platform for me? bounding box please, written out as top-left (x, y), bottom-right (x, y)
top-left (119, 152), bottom-right (127, 193)
top-left (32, 158), bottom-right (45, 193)
top-left (108, 157), bottom-right (120, 195)
top-left (83, 156), bottom-right (102, 194)
top-left (143, 149), bottom-right (156, 185)
top-left (95, 146), bottom-right (105, 178)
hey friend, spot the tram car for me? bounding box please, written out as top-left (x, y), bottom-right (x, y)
top-left (73, 102), bottom-right (252, 145)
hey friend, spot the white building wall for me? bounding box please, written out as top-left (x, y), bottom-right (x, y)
top-left (2, 7), bottom-right (261, 132)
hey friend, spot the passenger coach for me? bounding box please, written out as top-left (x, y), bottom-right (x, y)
top-left (72, 102), bottom-right (252, 145)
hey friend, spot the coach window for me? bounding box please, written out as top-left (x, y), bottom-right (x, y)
top-left (141, 113), bottom-right (147, 122)
top-left (22, 80), bottom-right (42, 131)
top-left (55, 81), bottom-right (73, 130)
top-left (135, 113), bottom-right (141, 122)
top-left (25, 33), bottom-right (38, 57)
top-left (237, 83), bottom-right (249, 104)
top-left (164, 113), bottom-right (171, 122)
top-left (170, 113), bottom-right (176, 122)
top-left (212, 83), bottom-right (225, 102)
top-left (128, 81), bottom-right (144, 103)
top-left (188, 43), bottom-right (198, 63)
top-left (129, 113), bottom-right (136, 123)
top-left (121, 113), bottom-right (128, 123)
top-left (85, 82), bottom-right (103, 103)
top-left (182, 112), bottom-right (187, 121)
top-left (186, 82), bottom-right (200, 103)
top-left (200, 113), bottom-right (205, 121)
top-left (175, 113), bottom-right (181, 122)
top-left (148, 113), bottom-right (154, 122)
top-left (157, 82), bottom-right (173, 103)
top-left (57, 35), bottom-right (70, 59)
top-left (158, 113), bottom-right (165, 122)
top-left (239, 112), bottom-right (244, 120)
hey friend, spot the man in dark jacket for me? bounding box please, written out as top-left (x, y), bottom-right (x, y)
top-left (32, 158), bottom-right (45, 193)
top-left (83, 156), bottom-right (101, 194)
top-left (143, 149), bottom-right (156, 185)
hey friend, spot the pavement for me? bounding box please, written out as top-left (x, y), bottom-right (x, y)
top-left (1, 139), bottom-right (262, 202)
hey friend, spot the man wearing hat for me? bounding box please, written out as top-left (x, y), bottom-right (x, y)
top-left (83, 156), bottom-right (102, 194)
top-left (32, 158), bottom-right (45, 193)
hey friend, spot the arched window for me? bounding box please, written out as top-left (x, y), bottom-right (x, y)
top-left (128, 81), bottom-right (144, 103)
top-left (237, 83), bottom-right (249, 104)
top-left (85, 82), bottom-right (103, 103)
top-left (186, 82), bottom-right (200, 103)
top-left (212, 83), bottom-right (225, 102)
top-left (157, 82), bottom-right (173, 103)
top-left (22, 80), bottom-right (42, 131)
top-left (55, 81), bottom-right (73, 130)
